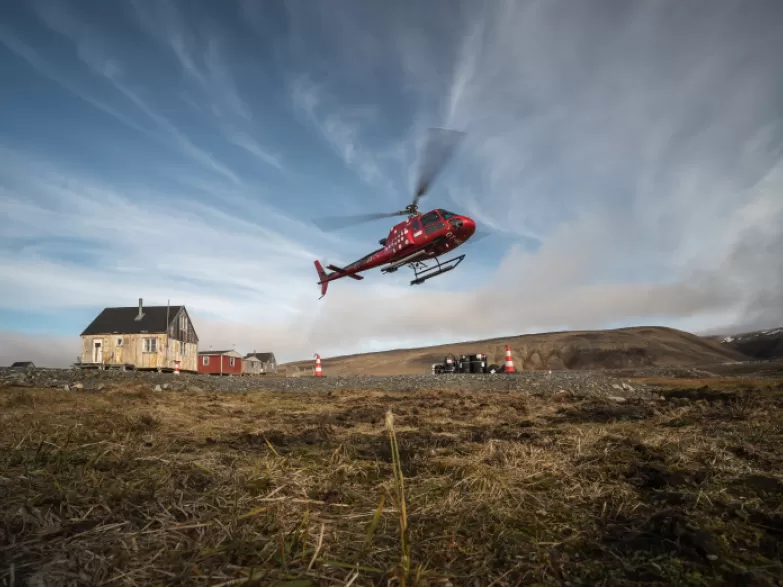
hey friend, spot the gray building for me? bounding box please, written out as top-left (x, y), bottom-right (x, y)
top-left (243, 352), bottom-right (277, 375)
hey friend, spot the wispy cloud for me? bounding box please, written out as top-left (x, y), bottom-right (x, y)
top-left (288, 73), bottom-right (398, 197)
top-left (126, 0), bottom-right (250, 120)
top-left (125, 0), bottom-right (285, 173)
top-left (16, 0), bottom-right (244, 185)
top-left (0, 24), bottom-right (155, 140)
top-left (0, 146), bottom-right (335, 323)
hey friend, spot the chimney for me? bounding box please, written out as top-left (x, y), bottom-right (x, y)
top-left (135, 298), bottom-right (144, 321)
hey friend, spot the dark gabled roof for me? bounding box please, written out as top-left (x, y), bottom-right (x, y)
top-left (245, 352), bottom-right (276, 362)
top-left (81, 305), bottom-right (182, 336)
top-left (197, 350), bottom-right (241, 356)
top-left (11, 361), bottom-right (35, 368)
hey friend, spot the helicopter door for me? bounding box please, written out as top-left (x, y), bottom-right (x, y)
top-left (410, 217), bottom-right (423, 242)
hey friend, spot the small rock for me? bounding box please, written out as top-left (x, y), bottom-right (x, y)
top-left (154, 384), bottom-right (162, 392)
top-left (607, 396), bottom-right (627, 403)
top-left (8, 379), bottom-right (33, 388)
top-left (72, 383), bottom-right (84, 390)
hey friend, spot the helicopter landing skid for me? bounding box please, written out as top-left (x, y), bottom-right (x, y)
top-left (408, 254), bottom-right (465, 286)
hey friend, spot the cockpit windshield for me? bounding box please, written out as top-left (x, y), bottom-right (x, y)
top-left (437, 209), bottom-right (457, 220)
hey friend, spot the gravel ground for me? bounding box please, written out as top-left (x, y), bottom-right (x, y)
top-left (0, 366), bottom-right (670, 398)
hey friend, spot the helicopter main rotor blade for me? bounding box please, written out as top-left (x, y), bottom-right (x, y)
top-left (312, 210), bottom-right (406, 232)
top-left (412, 127), bottom-right (466, 207)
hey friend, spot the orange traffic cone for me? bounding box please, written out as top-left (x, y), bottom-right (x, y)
top-left (314, 353), bottom-right (324, 376)
top-left (504, 345), bottom-right (516, 373)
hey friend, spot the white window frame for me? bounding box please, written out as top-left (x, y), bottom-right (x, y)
top-left (229, 357), bottom-right (236, 367)
top-left (142, 337), bottom-right (157, 353)
top-left (116, 337), bottom-right (123, 347)
top-left (202, 356), bottom-right (209, 366)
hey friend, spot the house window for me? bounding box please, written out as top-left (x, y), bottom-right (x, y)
top-left (229, 357), bottom-right (236, 367)
top-left (117, 337), bottom-right (123, 346)
top-left (202, 356), bottom-right (209, 366)
top-left (179, 313), bottom-right (187, 332)
top-left (143, 337), bottom-right (157, 353)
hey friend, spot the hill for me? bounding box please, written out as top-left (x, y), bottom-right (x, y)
top-left (281, 325), bottom-right (747, 376)
top-left (706, 327), bottom-right (783, 360)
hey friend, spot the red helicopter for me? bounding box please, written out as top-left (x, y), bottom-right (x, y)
top-left (313, 128), bottom-right (478, 298)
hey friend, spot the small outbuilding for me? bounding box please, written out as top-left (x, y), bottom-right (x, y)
top-left (198, 350), bottom-right (243, 376)
top-left (244, 352), bottom-right (277, 375)
top-left (242, 355), bottom-right (262, 375)
top-left (10, 361), bottom-right (36, 370)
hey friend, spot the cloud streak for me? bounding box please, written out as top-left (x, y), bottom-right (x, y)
top-left (0, 145), bottom-right (335, 323)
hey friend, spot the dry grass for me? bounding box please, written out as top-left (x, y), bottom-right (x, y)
top-left (1, 379), bottom-right (782, 586)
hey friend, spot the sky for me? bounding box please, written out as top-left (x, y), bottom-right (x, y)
top-left (1, 0), bottom-right (782, 368)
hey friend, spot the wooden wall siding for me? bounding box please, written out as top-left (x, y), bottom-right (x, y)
top-left (243, 359), bottom-right (263, 374)
top-left (168, 308), bottom-right (198, 345)
top-left (168, 339), bottom-right (198, 371)
top-left (81, 333), bottom-right (198, 371)
top-left (198, 354), bottom-right (243, 375)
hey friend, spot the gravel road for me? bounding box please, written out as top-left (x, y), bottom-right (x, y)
top-left (0, 366), bottom-right (676, 399)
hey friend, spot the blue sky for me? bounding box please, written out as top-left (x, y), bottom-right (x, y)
top-left (1, 0), bottom-right (782, 367)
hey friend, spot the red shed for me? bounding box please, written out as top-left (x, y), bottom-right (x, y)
top-left (197, 349), bottom-right (243, 376)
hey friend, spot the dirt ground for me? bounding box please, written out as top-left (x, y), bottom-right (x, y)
top-left (1, 377), bottom-right (782, 586)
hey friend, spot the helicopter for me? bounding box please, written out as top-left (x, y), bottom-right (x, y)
top-left (312, 127), bottom-right (479, 299)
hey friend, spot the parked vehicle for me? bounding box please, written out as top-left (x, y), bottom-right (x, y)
top-left (431, 353), bottom-right (502, 374)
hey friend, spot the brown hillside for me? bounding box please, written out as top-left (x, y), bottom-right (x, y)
top-left (705, 327), bottom-right (783, 360)
top-left (281, 326), bottom-right (747, 376)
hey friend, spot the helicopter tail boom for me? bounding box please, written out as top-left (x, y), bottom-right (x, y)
top-left (314, 260), bottom-right (363, 299)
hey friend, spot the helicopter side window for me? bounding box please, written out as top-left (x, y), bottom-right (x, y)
top-left (438, 209), bottom-right (456, 220)
top-left (424, 221), bottom-right (445, 235)
top-left (420, 211), bottom-right (441, 226)
top-left (410, 218), bottom-right (422, 233)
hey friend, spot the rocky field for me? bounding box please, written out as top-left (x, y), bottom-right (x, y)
top-left (1, 366), bottom-right (782, 586)
top-left (0, 365), bottom-right (720, 398)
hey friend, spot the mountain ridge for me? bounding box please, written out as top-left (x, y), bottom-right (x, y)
top-left (705, 327), bottom-right (783, 360)
top-left (281, 325), bottom-right (748, 376)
